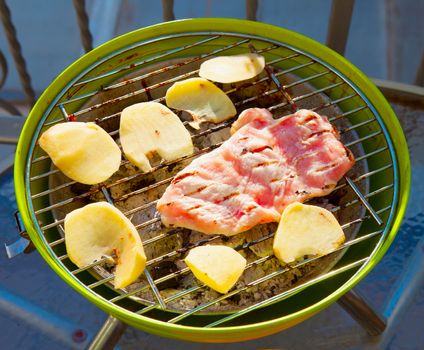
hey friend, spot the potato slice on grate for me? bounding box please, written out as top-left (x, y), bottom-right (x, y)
top-left (165, 78), bottom-right (236, 129)
top-left (64, 202), bottom-right (146, 289)
top-left (199, 53), bottom-right (265, 83)
top-left (119, 102), bottom-right (193, 172)
top-left (273, 202), bottom-right (345, 264)
top-left (39, 122), bottom-right (121, 185)
top-left (185, 245), bottom-right (246, 294)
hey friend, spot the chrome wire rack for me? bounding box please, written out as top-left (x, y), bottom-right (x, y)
top-left (26, 32), bottom-right (396, 328)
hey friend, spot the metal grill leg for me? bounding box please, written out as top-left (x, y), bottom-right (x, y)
top-left (88, 316), bottom-right (127, 350)
top-left (337, 289), bottom-right (387, 336)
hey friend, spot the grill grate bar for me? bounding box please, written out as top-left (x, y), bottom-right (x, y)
top-left (330, 105), bottom-right (367, 122)
top-left (339, 117), bottom-right (376, 134)
top-left (269, 81), bottom-right (345, 111)
top-left (283, 70), bottom-right (332, 90)
top-left (345, 176), bottom-right (383, 225)
top-left (134, 217), bottom-right (161, 230)
top-left (72, 35), bottom-right (228, 87)
top-left (341, 205), bottom-right (390, 230)
top-left (42, 218), bottom-right (65, 231)
top-left (111, 267), bottom-right (191, 303)
top-left (72, 256), bottom-right (111, 274)
top-left (30, 168), bottom-right (60, 181)
top-left (145, 235), bottom-right (223, 266)
top-left (267, 53), bottom-right (300, 65)
top-left (136, 286), bottom-right (206, 315)
top-left (333, 163), bottom-right (392, 192)
top-left (32, 179), bottom-right (77, 199)
top-left (88, 276), bottom-right (114, 289)
top-left (34, 188), bottom-right (96, 215)
top-left (32, 154), bottom-right (49, 164)
top-left (345, 131), bottom-right (382, 148)
top-left (205, 258), bottom-right (368, 327)
top-left (98, 187), bottom-right (167, 309)
top-left (58, 254), bottom-right (69, 261)
top-left (49, 237), bottom-right (65, 247)
top-left (312, 93), bottom-right (357, 112)
top-left (142, 228), bottom-right (177, 246)
top-left (355, 147), bottom-right (388, 162)
top-left (329, 184), bottom-right (393, 214)
top-left (125, 200), bottom-right (159, 219)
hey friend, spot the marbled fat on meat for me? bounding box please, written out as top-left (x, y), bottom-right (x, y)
top-left (157, 108), bottom-right (355, 236)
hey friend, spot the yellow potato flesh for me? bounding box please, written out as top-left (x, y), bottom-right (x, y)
top-left (119, 102), bottom-right (193, 172)
top-left (39, 122), bottom-right (121, 185)
top-left (185, 245), bottom-right (246, 294)
top-left (64, 202), bottom-right (146, 289)
top-left (273, 202), bottom-right (345, 264)
top-left (199, 53), bottom-right (265, 83)
top-left (165, 78), bottom-right (236, 128)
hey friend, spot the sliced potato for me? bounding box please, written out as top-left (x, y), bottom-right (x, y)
top-left (165, 78), bottom-right (236, 129)
top-left (199, 53), bottom-right (265, 83)
top-left (120, 102), bottom-right (193, 172)
top-left (64, 202), bottom-right (146, 289)
top-left (185, 245), bottom-right (246, 294)
top-left (273, 202), bottom-right (345, 264)
top-left (39, 122), bottom-right (121, 185)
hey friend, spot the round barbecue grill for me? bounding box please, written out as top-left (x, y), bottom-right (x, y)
top-left (14, 19), bottom-right (410, 343)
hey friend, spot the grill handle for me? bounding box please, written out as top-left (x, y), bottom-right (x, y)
top-left (4, 210), bottom-right (35, 258)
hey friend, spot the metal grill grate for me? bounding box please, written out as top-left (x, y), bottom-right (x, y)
top-left (25, 32), bottom-right (396, 327)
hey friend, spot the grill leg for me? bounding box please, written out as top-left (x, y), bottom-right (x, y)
top-left (88, 315), bottom-right (127, 350)
top-left (337, 289), bottom-right (387, 336)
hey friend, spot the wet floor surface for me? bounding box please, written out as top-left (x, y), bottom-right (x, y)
top-left (0, 101), bottom-right (423, 349)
